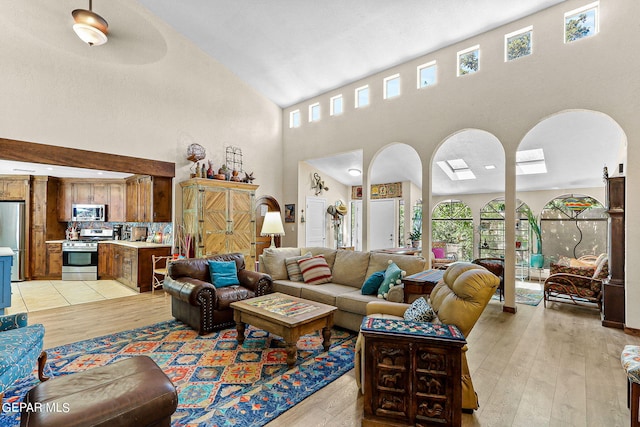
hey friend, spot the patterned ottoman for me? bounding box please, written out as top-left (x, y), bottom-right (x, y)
top-left (621, 345), bottom-right (640, 427)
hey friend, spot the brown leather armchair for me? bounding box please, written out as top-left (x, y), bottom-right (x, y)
top-left (163, 253), bottom-right (272, 335)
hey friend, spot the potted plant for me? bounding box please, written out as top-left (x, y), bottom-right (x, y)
top-left (409, 228), bottom-right (421, 248)
top-left (524, 207), bottom-right (544, 268)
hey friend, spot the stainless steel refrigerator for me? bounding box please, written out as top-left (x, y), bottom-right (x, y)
top-left (0, 201), bottom-right (25, 281)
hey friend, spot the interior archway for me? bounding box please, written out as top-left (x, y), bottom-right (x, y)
top-left (431, 129), bottom-right (505, 262)
top-left (368, 143), bottom-right (422, 250)
top-left (516, 109), bottom-right (626, 271)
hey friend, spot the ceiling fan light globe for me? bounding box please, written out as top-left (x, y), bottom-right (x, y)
top-left (73, 23), bottom-right (108, 46)
top-left (72, 8), bottom-right (108, 46)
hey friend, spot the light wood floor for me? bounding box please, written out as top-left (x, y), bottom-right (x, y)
top-left (27, 292), bottom-right (639, 426)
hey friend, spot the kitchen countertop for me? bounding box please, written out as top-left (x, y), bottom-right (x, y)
top-left (45, 240), bottom-right (171, 249)
top-left (0, 247), bottom-right (14, 257)
top-left (101, 240), bottom-right (172, 249)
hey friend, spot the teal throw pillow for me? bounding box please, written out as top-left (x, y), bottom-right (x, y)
top-left (208, 260), bottom-right (240, 288)
top-left (361, 270), bottom-right (385, 295)
top-left (377, 261), bottom-right (404, 299)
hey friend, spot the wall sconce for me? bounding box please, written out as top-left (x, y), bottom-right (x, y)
top-left (72, 0), bottom-right (109, 46)
top-left (300, 209), bottom-right (305, 223)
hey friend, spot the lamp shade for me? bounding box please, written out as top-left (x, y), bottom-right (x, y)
top-left (261, 212), bottom-right (285, 236)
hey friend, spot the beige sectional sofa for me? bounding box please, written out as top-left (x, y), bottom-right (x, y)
top-left (259, 247), bottom-right (427, 331)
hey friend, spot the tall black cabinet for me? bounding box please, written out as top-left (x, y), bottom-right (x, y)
top-left (602, 176), bottom-right (625, 329)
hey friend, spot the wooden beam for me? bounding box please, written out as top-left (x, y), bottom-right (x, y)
top-left (0, 138), bottom-right (175, 178)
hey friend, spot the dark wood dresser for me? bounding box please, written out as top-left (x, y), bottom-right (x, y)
top-left (361, 318), bottom-right (466, 427)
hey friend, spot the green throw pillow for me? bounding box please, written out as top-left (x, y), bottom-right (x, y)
top-left (362, 270), bottom-right (385, 295)
top-left (377, 261), bottom-right (404, 299)
top-left (208, 260), bottom-right (240, 288)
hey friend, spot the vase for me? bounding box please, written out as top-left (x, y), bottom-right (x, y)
top-left (530, 253), bottom-right (544, 268)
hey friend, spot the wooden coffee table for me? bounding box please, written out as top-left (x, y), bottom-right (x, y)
top-left (231, 293), bottom-right (338, 367)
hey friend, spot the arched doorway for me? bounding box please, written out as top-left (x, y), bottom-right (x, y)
top-left (255, 196), bottom-right (281, 259)
top-left (368, 143), bottom-right (422, 250)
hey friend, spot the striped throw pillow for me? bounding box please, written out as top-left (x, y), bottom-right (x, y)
top-left (285, 252), bottom-right (312, 281)
top-left (297, 255), bottom-right (332, 285)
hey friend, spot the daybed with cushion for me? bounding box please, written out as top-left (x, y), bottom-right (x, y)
top-left (354, 262), bottom-right (500, 411)
top-left (163, 253), bottom-right (273, 335)
top-left (544, 253), bottom-right (608, 308)
top-left (259, 247), bottom-right (428, 331)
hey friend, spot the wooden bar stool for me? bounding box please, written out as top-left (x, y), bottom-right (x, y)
top-left (622, 345), bottom-right (640, 427)
top-left (152, 255), bottom-right (172, 294)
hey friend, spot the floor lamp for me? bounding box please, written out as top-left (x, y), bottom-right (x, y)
top-left (261, 211), bottom-right (285, 249)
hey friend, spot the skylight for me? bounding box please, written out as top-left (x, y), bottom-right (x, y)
top-left (516, 148), bottom-right (547, 174)
top-left (436, 159), bottom-right (476, 181)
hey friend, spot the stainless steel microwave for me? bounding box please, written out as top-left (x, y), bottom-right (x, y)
top-left (71, 204), bottom-right (106, 222)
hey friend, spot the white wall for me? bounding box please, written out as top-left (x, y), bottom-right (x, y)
top-left (293, 161), bottom-right (349, 248)
top-left (282, 0), bottom-right (640, 326)
top-left (0, 0), bottom-right (283, 222)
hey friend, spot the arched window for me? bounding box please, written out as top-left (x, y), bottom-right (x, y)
top-left (479, 198), bottom-right (531, 277)
top-left (432, 200), bottom-right (473, 261)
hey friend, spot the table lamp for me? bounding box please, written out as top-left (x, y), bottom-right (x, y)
top-left (261, 211), bottom-right (285, 249)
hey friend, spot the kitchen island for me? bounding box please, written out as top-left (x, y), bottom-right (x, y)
top-left (98, 241), bottom-right (171, 293)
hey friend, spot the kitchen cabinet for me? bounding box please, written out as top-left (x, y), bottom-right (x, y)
top-left (0, 248), bottom-right (13, 314)
top-left (45, 243), bottom-right (62, 278)
top-left (110, 244), bottom-right (137, 288)
top-left (181, 178), bottom-right (257, 269)
top-left (98, 242), bottom-right (112, 278)
top-left (0, 175), bottom-right (29, 200)
top-left (30, 177), bottom-right (66, 279)
top-left (57, 179), bottom-right (126, 222)
top-left (126, 175), bottom-right (172, 223)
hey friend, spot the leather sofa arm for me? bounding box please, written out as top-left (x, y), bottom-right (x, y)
top-left (163, 276), bottom-right (217, 306)
top-left (238, 269), bottom-right (273, 296)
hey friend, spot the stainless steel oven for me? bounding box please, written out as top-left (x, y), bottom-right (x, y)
top-left (62, 241), bottom-right (99, 281)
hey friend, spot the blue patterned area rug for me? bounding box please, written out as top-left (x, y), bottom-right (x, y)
top-left (1, 320), bottom-right (356, 427)
top-left (491, 286), bottom-right (544, 306)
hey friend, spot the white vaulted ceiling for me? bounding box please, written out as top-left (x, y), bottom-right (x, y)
top-left (137, 0), bottom-right (567, 107)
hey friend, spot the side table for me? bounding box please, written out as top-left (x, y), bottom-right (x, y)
top-left (361, 317), bottom-right (466, 427)
top-left (402, 269), bottom-right (444, 303)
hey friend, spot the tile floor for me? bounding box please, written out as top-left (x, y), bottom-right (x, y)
top-left (7, 280), bottom-right (138, 314)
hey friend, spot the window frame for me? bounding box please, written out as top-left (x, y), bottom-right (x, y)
top-left (457, 45), bottom-right (480, 77)
top-left (505, 26), bottom-right (533, 62)
top-left (355, 85), bottom-right (370, 108)
top-left (308, 102), bottom-right (321, 122)
top-left (564, 1), bottom-right (599, 43)
top-left (383, 74), bottom-right (401, 100)
top-left (416, 60), bottom-right (437, 89)
top-left (289, 109), bottom-right (301, 128)
top-left (330, 94), bottom-right (343, 116)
